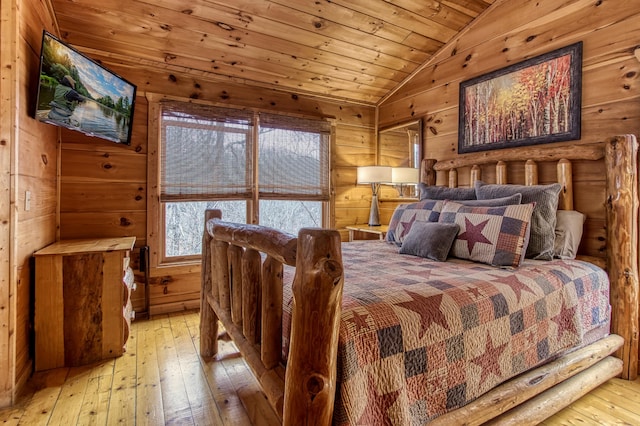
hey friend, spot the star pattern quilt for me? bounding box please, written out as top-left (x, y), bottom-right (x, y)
top-left (283, 240), bottom-right (610, 425)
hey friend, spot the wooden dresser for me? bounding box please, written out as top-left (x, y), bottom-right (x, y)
top-left (33, 237), bottom-right (136, 371)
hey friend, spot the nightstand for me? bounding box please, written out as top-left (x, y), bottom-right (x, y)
top-left (346, 225), bottom-right (389, 242)
top-left (33, 236), bottom-right (136, 371)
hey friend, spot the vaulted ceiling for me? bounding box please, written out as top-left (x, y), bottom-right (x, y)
top-left (50, 0), bottom-right (494, 105)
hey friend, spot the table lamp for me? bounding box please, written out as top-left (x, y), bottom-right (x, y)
top-left (357, 166), bottom-right (392, 226)
top-left (392, 167), bottom-right (419, 197)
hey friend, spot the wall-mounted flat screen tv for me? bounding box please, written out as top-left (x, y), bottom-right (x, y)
top-left (34, 31), bottom-right (136, 145)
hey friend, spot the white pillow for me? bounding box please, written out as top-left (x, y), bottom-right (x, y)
top-left (554, 210), bottom-right (586, 259)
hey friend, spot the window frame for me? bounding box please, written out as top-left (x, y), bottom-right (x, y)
top-left (146, 94), bottom-right (333, 274)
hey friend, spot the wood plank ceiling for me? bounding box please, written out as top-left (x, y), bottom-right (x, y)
top-left (50, 0), bottom-right (494, 105)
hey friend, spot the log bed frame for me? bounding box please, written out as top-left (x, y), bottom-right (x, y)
top-left (200, 135), bottom-right (639, 425)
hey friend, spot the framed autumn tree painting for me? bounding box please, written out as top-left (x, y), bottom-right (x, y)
top-left (458, 42), bottom-right (582, 154)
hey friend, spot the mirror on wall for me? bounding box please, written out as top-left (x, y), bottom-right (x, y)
top-left (378, 119), bottom-right (422, 168)
top-left (378, 119), bottom-right (423, 198)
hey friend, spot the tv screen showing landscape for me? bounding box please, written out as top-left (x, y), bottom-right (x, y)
top-left (34, 31), bottom-right (136, 145)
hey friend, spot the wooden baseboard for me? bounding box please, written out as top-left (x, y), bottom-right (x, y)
top-left (0, 391), bottom-right (11, 409)
top-left (148, 299), bottom-right (200, 316)
top-left (14, 360), bottom-right (32, 401)
top-left (0, 358), bottom-right (32, 409)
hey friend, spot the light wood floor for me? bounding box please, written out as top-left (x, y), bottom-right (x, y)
top-left (1, 310), bottom-right (639, 425)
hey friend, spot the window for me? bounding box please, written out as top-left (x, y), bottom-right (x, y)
top-left (259, 200), bottom-right (322, 235)
top-left (154, 100), bottom-right (331, 263)
top-left (164, 200), bottom-right (246, 257)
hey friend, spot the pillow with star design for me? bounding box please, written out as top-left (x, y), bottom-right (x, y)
top-left (438, 200), bottom-right (535, 268)
top-left (385, 199), bottom-right (444, 246)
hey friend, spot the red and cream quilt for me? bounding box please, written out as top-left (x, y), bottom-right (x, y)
top-left (283, 240), bottom-right (610, 425)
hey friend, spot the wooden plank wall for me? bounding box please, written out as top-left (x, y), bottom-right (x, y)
top-left (59, 64), bottom-right (375, 315)
top-left (0, 0), bottom-right (18, 407)
top-left (378, 0), bottom-right (640, 259)
top-left (379, 1), bottom-right (640, 141)
top-left (0, 0), bottom-right (59, 407)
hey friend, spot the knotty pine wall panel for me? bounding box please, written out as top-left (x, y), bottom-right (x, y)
top-left (147, 273), bottom-right (201, 316)
top-left (86, 60), bottom-right (377, 127)
top-left (380, 3), bottom-right (640, 131)
top-left (59, 212), bottom-right (147, 243)
top-left (333, 125), bottom-right (376, 167)
top-left (9, 0), bottom-right (60, 403)
top-left (60, 182), bottom-right (145, 212)
top-left (61, 147), bottom-right (147, 183)
top-left (382, 2), bottom-right (640, 111)
top-left (59, 143), bottom-right (147, 246)
top-left (59, 65), bottom-right (376, 314)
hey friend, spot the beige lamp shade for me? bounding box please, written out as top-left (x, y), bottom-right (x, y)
top-left (392, 167), bottom-right (419, 184)
top-left (357, 166), bottom-right (392, 184)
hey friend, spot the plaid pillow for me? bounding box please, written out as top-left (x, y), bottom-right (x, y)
top-left (475, 181), bottom-right (561, 260)
top-left (439, 201), bottom-right (535, 268)
top-left (386, 199), bottom-right (443, 246)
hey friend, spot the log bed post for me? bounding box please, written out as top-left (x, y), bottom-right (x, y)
top-left (448, 169), bottom-right (458, 188)
top-left (557, 159), bottom-right (573, 210)
top-left (421, 158), bottom-right (436, 186)
top-left (524, 160), bottom-right (538, 185)
top-left (283, 228), bottom-right (343, 426)
top-left (496, 161), bottom-right (507, 184)
top-left (201, 209), bottom-right (222, 357)
top-left (605, 135), bottom-right (639, 380)
top-left (470, 165), bottom-right (481, 186)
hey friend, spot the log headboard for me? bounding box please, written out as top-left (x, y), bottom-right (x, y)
top-left (422, 143), bottom-right (606, 259)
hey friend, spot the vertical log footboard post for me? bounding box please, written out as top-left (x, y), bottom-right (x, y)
top-left (605, 135), bottom-right (639, 380)
top-left (215, 240), bottom-right (231, 314)
top-left (201, 209), bottom-right (222, 357)
top-left (243, 248), bottom-right (261, 344)
top-left (229, 245), bottom-right (244, 325)
top-left (262, 255), bottom-right (283, 369)
top-left (284, 228), bottom-right (343, 426)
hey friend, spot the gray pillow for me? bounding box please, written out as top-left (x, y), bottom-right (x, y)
top-left (454, 193), bottom-right (522, 207)
top-left (418, 183), bottom-right (476, 201)
top-left (475, 181), bottom-right (561, 260)
top-left (399, 221), bottom-right (460, 261)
